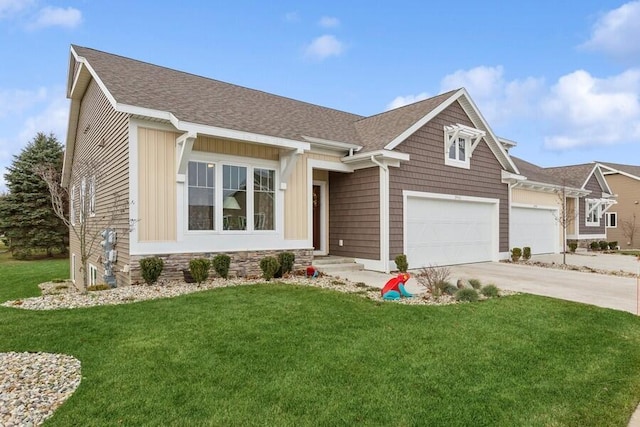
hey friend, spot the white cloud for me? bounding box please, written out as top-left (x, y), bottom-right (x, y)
top-left (319, 16), bottom-right (339, 28)
top-left (0, 0), bottom-right (34, 19)
top-left (304, 35), bottom-right (345, 61)
top-left (18, 92), bottom-right (69, 143)
top-left (28, 6), bottom-right (81, 30)
top-left (284, 11), bottom-right (299, 23)
top-left (0, 87), bottom-right (48, 118)
top-left (386, 92), bottom-right (431, 110)
top-left (581, 1), bottom-right (640, 60)
top-left (541, 69), bottom-right (640, 150)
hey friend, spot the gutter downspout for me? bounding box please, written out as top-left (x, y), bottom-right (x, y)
top-left (371, 155), bottom-right (390, 273)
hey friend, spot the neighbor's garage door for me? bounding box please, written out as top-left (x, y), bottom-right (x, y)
top-left (405, 195), bottom-right (497, 267)
top-left (511, 206), bottom-right (558, 254)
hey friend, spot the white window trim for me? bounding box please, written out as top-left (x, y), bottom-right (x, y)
top-left (71, 254), bottom-right (76, 283)
top-left (70, 185), bottom-right (76, 226)
top-left (606, 211), bottom-right (617, 228)
top-left (88, 263), bottom-right (98, 286)
top-left (89, 176), bottom-right (96, 217)
top-left (80, 178), bottom-right (86, 224)
top-left (186, 153), bottom-right (278, 235)
top-left (443, 124), bottom-right (485, 169)
top-left (585, 199), bottom-right (600, 227)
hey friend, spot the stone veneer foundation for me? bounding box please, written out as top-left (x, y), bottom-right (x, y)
top-left (129, 249), bottom-right (314, 284)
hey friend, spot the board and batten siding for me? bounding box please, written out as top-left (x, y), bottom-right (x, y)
top-left (328, 167), bottom-right (381, 259)
top-left (604, 174), bottom-right (640, 248)
top-left (389, 100), bottom-right (510, 259)
top-left (68, 78), bottom-right (130, 286)
top-left (138, 128), bottom-right (179, 241)
top-left (579, 174), bottom-right (606, 235)
top-left (193, 136), bottom-right (279, 161)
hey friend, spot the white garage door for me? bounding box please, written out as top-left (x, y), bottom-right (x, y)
top-left (511, 206), bottom-right (558, 254)
top-left (405, 195), bottom-right (498, 268)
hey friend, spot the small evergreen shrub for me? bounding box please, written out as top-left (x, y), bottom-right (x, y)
top-left (277, 252), bottom-right (295, 277)
top-left (455, 288), bottom-right (479, 302)
top-left (590, 241), bottom-right (600, 251)
top-left (481, 284), bottom-right (500, 298)
top-left (523, 247), bottom-right (531, 260)
top-left (468, 279), bottom-right (482, 290)
top-left (212, 254), bottom-right (231, 279)
top-left (139, 256), bottom-right (164, 284)
top-left (87, 284), bottom-right (110, 291)
top-left (12, 248), bottom-right (31, 260)
top-left (511, 247), bottom-right (522, 262)
top-left (189, 258), bottom-right (211, 284)
top-left (599, 240), bottom-right (609, 251)
top-left (260, 256), bottom-right (280, 281)
top-left (394, 254), bottom-right (409, 273)
top-left (568, 242), bottom-right (578, 253)
top-left (608, 241), bottom-right (618, 250)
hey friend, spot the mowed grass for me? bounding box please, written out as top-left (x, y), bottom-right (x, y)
top-left (1, 259), bottom-right (640, 426)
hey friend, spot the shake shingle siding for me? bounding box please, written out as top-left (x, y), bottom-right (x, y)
top-left (329, 168), bottom-right (380, 259)
top-left (579, 174), bottom-right (606, 235)
top-left (388, 101), bottom-right (509, 258)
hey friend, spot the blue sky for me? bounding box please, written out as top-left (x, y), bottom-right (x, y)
top-left (1, 0), bottom-right (640, 191)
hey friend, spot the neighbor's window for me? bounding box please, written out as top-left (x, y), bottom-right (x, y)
top-left (89, 176), bottom-right (96, 217)
top-left (70, 185), bottom-right (76, 225)
top-left (606, 212), bottom-right (617, 228)
top-left (586, 200), bottom-right (600, 226)
top-left (254, 168), bottom-right (275, 230)
top-left (89, 264), bottom-right (98, 286)
top-left (80, 178), bottom-right (86, 223)
top-left (188, 162), bottom-right (215, 230)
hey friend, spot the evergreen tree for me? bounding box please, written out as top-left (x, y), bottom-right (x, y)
top-left (0, 132), bottom-right (68, 257)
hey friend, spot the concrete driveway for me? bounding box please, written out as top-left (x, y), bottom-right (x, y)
top-left (331, 254), bottom-right (640, 315)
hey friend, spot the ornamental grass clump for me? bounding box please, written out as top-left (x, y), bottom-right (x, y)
top-left (260, 256), bottom-right (280, 281)
top-left (189, 258), bottom-right (211, 284)
top-left (481, 284), bottom-right (500, 298)
top-left (139, 256), bottom-right (164, 285)
top-left (455, 288), bottom-right (479, 302)
top-left (212, 254), bottom-right (231, 279)
top-left (468, 279), bottom-right (482, 290)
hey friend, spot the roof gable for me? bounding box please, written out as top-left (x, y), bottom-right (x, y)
top-left (597, 161), bottom-right (640, 182)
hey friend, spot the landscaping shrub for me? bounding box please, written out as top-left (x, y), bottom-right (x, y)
top-left (139, 256), bottom-right (164, 285)
top-left (416, 265), bottom-right (451, 296)
top-left (599, 240), bottom-right (609, 251)
top-left (511, 247), bottom-right (522, 262)
top-left (87, 284), bottom-right (110, 291)
top-left (212, 254), bottom-right (231, 279)
top-left (455, 288), bottom-right (479, 302)
top-left (442, 282), bottom-right (458, 296)
top-left (590, 241), bottom-right (600, 251)
top-left (12, 248), bottom-right (31, 260)
top-left (481, 284), bottom-right (500, 298)
top-left (260, 256), bottom-right (280, 281)
top-left (394, 254), bottom-right (408, 273)
top-left (189, 258), bottom-right (211, 284)
top-left (468, 279), bottom-right (482, 290)
top-left (568, 242), bottom-right (578, 253)
top-left (277, 252), bottom-right (295, 277)
top-left (523, 247), bottom-right (531, 260)
top-left (608, 241), bottom-right (618, 250)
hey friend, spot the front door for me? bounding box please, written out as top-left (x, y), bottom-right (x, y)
top-left (313, 185), bottom-right (321, 250)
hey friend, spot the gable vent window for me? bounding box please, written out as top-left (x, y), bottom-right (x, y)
top-left (444, 124), bottom-right (485, 169)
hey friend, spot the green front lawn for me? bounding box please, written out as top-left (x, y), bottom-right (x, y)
top-left (1, 260), bottom-right (640, 426)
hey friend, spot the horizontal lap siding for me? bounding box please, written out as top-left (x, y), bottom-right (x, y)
top-left (329, 168), bottom-right (380, 259)
top-left (579, 174), bottom-right (606, 235)
top-left (389, 101), bottom-right (509, 258)
top-left (605, 174), bottom-right (639, 248)
top-left (69, 78), bottom-right (130, 286)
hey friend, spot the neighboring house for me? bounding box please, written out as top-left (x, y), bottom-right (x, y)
top-left (597, 162), bottom-right (640, 249)
top-left (63, 45), bottom-right (524, 285)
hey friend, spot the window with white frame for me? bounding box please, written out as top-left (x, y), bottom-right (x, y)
top-left (188, 162), bottom-right (215, 230)
top-left (89, 176), bottom-right (96, 217)
top-left (606, 211), bottom-right (617, 228)
top-left (71, 254), bottom-right (76, 282)
top-left (80, 178), bottom-right (86, 223)
top-left (585, 200), bottom-right (601, 226)
top-left (444, 124), bottom-right (485, 169)
top-left (70, 185), bottom-right (76, 225)
top-left (89, 264), bottom-right (98, 286)
top-left (187, 160), bottom-right (276, 232)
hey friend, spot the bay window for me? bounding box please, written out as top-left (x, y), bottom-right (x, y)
top-left (188, 160), bottom-right (276, 232)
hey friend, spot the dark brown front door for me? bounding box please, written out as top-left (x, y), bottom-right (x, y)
top-left (313, 185), bottom-right (321, 250)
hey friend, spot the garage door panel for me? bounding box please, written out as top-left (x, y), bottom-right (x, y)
top-left (406, 196), bottom-right (497, 267)
top-left (511, 206), bottom-right (557, 254)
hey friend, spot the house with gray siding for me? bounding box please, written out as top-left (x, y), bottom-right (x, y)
top-left (63, 45), bottom-right (552, 285)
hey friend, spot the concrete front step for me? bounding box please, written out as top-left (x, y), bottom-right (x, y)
top-left (312, 256), bottom-right (364, 273)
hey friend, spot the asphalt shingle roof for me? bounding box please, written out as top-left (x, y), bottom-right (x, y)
top-left (72, 45), bottom-right (461, 153)
top-left (597, 161), bottom-right (640, 179)
top-left (511, 157), bottom-right (595, 189)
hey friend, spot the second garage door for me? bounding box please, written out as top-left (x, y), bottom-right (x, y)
top-left (405, 194), bottom-right (498, 268)
top-left (511, 205), bottom-right (558, 254)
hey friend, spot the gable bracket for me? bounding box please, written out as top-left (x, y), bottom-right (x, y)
top-left (279, 148), bottom-right (304, 190)
top-left (586, 198), bottom-right (617, 216)
top-left (444, 124), bottom-right (486, 157)
top-left (176, 131), bottom-right (197, 183)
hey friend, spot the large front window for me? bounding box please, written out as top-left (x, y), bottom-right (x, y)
top-left (188, 160), bottom-right (276, 232)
